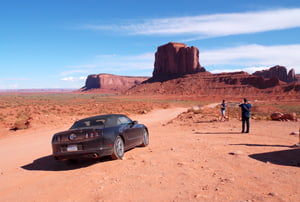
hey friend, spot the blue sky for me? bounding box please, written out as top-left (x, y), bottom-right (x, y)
top-left (1, 0), bottom-right (300, 89)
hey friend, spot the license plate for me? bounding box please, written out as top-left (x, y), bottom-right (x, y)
top-left (67, 144), bottom-right (78, 151)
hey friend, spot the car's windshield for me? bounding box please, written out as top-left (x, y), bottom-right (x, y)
top-left (70, 115), bottom-right (133, 129)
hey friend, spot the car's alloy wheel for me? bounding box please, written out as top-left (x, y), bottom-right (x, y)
top-left (111, 136), bottom-right (124, 160)
top-left (141, 129), bottom-right (149, 147)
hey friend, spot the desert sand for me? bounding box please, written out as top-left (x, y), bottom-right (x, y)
top-left (0, 98), bottom-right (299, 202)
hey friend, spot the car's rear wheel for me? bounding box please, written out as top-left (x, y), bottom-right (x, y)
top-left (140, 129), bottom-right (149, 147)
top-left (111, 136), bottom-right (124, 160)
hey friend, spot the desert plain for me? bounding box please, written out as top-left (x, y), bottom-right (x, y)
top-left (0, 93), bottom-right (299, 202)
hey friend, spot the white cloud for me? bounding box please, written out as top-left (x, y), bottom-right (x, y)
top-left (63, 52), bottom-right (154, 77)
top-left (210, 66), bottom-right (269, 74)
top-left (61, 76), bottom-right (86, 82)
top-left (0, 83), bottom-right (20, 89)
top-left (202, 44), bottom-right (300, 73)
top-left (99, 53), bottom-right (154, 72)
top-left (60, 69), bottom-right (93, 76)
top-left (80, 8), bottom-right (300, 38)
top-left (95, 52), bottom-right (154, 62)
top-left (0, 78), bottom-right (29, 89)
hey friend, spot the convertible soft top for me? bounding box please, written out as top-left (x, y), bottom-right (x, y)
top-left (70, 114), bottom-right (130, 129)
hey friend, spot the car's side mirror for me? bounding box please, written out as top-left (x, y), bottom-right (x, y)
top-left (132, 120), bottom-right (138, 125)
top-left (128, 120), bottom-right (137, 128)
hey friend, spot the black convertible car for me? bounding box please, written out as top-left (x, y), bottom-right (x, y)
top-left (51, 114), bottom-right (149, 161)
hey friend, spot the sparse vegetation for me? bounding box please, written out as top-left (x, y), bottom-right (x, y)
top-left (11, 108), bottom-right (32, 130)
top-left (0, 93), bottom-right (299, 131)
top-left (0, 93), bottom-right (202, 130)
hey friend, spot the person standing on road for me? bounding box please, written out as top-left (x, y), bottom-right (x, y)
top-left (239, 98), bottom-right (252, 133)
top-left (220, 99), bottom-right (226, 121)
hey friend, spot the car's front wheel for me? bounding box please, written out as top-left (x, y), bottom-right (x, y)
top-left (111, 136), bottom-right (124, 160)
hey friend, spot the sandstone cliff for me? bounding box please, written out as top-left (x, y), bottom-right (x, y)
top-left (82, 74), bottom-right (149, 92)
top-left (253, 65), bottom-right (297, 83)
top-left (151, 42), bottom-right (206, 81)
top-left (126, 71), bottom-right (300, 99)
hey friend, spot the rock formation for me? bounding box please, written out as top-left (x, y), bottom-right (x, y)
top-left (80, 42), bottom-right (300, 98)
top-left (271, 112), bottom-right (297, 121)
top-left (82, 74), bottom-right (149, 92)
top-left (126, 42), bottom-right (299, 98)
top-left (127, 71), bottom-right (300, 99)
top-left (253, 65), bottom-right (297, 83)
top-left (151, 42), bottom-right (205, 81)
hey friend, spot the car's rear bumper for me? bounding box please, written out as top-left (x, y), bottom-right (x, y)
top-left (52, 144), bottom-right (113, 160)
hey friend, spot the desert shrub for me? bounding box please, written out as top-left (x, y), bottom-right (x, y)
top-left (11, 108), bottom-right (32, 130)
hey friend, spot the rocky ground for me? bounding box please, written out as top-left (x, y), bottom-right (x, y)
top-left (0, 94), bottom-right (299, 202)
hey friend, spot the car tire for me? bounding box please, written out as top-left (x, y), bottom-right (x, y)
top-left (111, 136), bottom-right (124, 160)
top-left (140, 129), bottom-right (149, 147)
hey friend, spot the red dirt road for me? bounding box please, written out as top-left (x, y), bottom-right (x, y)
top-left (0, 107), bottom-right (299, 202)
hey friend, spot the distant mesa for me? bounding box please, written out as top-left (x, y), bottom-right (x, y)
top-left (253, 65), bottom-right (297, 83)
top-left (81, 74), bottom-right (149, 92)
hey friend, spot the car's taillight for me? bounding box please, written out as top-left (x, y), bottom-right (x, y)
top-left (85, 131), bottom-right (101, 139)
top-left (54, 135), bottom-right (61, 142)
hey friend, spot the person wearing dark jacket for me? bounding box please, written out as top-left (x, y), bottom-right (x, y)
top-left (239, 98), bottom-right (252, 133)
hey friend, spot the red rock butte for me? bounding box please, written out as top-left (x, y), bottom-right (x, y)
top-left (152, 42), bottom-right (206, 81)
